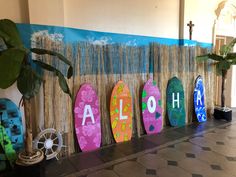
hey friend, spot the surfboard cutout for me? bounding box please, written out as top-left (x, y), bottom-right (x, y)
top-left (0, 98), bottom-right (23, 171)
top-left (194, 76), bottom-right (207, 122)
top-left (0, 98), bottom-right (24, 152)
top-left (110, 81), bottom-right (132, 143)
top-left (142, 79), bottom-right (162, 134)
top-left (74, 84), bottom-right (101, 152)
top-left (166, 77), bottom-right (186, 127)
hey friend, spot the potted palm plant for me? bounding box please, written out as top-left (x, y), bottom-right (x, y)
top-left (0, 19), bottom-right (73, 170)
top-left (196, 38), bottom-right (236, 121)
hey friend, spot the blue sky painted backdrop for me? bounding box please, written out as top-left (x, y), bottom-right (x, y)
top-left (17, 23), bottom-right (212, 49)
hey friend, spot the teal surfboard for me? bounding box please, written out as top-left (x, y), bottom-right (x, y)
top-left (166, 77), bottom-right (186, 127)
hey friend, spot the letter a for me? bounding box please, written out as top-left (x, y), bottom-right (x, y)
top-left (119, 99), bottom-right (128, 120)
top-left (82, 105), bottom-right (95, 126)
top-left (172, 92), bottom-right (180, 108)
top-left (197, 90), bottom-right (202, 105)
top-left (147, 96), bottom-right (156, 113)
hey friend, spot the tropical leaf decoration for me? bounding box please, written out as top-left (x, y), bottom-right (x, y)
top-left (196, 38), bottom-right (236, 75)
top-left (0, 19), bottom-right (73, 99)
top-left (196, 38), bottom-right (236, 107)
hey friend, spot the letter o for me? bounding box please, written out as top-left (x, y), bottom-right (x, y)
top-left (147, 96), bottom-right (156, 113)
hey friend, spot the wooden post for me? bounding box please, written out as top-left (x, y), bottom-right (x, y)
top-left (23, 98), bottom-right (33, 155)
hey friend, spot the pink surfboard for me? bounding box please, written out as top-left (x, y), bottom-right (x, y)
top-left (142, 79), bottom-right (162, 134)
top-left (74, 83), bottom-right (101, 152)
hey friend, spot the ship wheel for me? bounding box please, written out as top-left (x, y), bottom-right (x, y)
top-left (33, 128), bottom-right (64, 160)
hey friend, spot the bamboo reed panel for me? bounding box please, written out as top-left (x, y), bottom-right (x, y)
top-left (30, 37), bottom-right (214, 155)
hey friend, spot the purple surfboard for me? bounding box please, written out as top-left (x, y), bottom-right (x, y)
top-left (74, 83), bottom-right (101, 152)
top-left (142, 79), bottom-right (162, 134)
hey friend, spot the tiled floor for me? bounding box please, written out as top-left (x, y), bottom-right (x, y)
top-left (3, 109), bottom-right (236, 177)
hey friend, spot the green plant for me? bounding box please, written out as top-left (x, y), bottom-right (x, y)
top-left (196, 38), bottom-right (236, 108)
top-left (0, 19), bottom-right (73, 163)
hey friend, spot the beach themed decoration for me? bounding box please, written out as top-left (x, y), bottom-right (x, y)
top-left (74, 84), bottom-right (101, 152)
top-left (194, 76), bottom-right (207, 122)
top-left (166, 77), bottom-right (186, 127)
top-left (110, 81), bottom-right (132, 143)
top-left (142, 79), bottom-right (162, 134)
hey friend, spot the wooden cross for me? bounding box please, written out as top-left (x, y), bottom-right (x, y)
top-left (187, 21), bottom-right (194, 40)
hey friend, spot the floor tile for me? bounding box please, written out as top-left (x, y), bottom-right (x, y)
top-left (219, 160), bottom-right (236, 176)
top-left (192, 174), bottom-right (203, 177)
top-left (116, 138), bottom-right (156, 155)
top-left (174, 142), bottom-right (203, 154)
top-left (157, 166), bottom-right (191, 177)
top-left (185, 153), bottom-right (196, 158)
top-left (211, 145), bottom-right (236, 157)
top-left (208, 170), bottom-right (236, 177)
top-left (189, 137), bottom-right (215, 147)
top-left (210, 164), bottom-right (222, 170)
top-left (113, 161), bottom-right (148, 177)
top-left (178, 158), bottom-right (212, 176)
top-left (157, 148), bottom-right (186, 161)
top-left (137, 153), bottom-right (168, 169)
top-left (167, 160), bottom-right (178, 166)
top-left (87, 170), bottom-right (119, 177)
top-left (45, 159), bottom-right (77, 177)
top-left (146, 169), bottom-right (156, 175)
top-left (69, 152), bottom-right (104, 171)
top-left (226, 156), bottom-right (236, 161)
top-left (202, 147), bottom-right (211, 151)
top-left (95, 145), bottom-right (126, 162)
top-left (216, 141), bottom-right (225, 145)
top-left (196, 150), bottom-right (227, 164)
top-left (174, 125), bottom-right (200, 135)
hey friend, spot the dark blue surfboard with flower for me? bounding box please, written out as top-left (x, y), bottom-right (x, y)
top-left (194, 76), bottom-right (207, 122)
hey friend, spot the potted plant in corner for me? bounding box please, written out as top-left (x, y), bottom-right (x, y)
top-left (196, 38), bottom-right (236, 121)
top-left (0, 19), bottom-right (73, 174)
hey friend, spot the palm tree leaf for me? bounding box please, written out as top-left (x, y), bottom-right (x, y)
top-left (30, 48), bottom-right (73, 79)
top-left (220, 38), bottom-right (236, 56)
top-left (0, 48), bottom-right (25, 89)
top-left (17, 66), bottom-right (42, 99)
top-left (216, 61), bottom-right (231, 75)
top-left (33, 60), bottom-right (71, 98)
top-left (225, 52), bottom-right (236, 60)
top-left (196, 53), bottom-right (223, 62)
top-left (0, 19), bottom-right (24, 48)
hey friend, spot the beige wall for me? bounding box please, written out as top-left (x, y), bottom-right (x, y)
top-left (184, 0), bottom-right (222, 43)
top-left (28, 0), bottom-right (64, 26)
top-left (64, 0), bottom-right (180, 39)
top-left (0, 0), bottom-right (29, 23)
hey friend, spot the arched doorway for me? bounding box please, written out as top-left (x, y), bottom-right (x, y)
top-left (214, 0), bottom-right (236, 108)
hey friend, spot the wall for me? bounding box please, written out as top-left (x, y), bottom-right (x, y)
top-left (232, 66), bottom-right (236, 107)
top-left (64, 0), bottom-right (180, 39)
top-left (0, 0), bottom-right (29, 23)
top-left (184, 0), bottom-right (222, 43)
top-left (28, 0), bottom-right (64, 26)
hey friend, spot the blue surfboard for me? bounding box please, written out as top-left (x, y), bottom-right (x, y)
top-left (194, 76), bottom-right (207, 122)
top-left (166, 77), bottom-right (186, 127)
top-left (0, 98), bottom-right (24, 151)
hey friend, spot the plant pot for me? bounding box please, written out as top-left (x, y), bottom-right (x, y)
top-left (15, 158), bottom-right (45, 177)
top-left (15, 149), bottom-right (45, 177)
top-left (214, 106), bottom-right (232, 121)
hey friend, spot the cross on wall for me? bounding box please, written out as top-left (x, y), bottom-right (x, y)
top-left (187, 21), bottom-right (194, 40)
